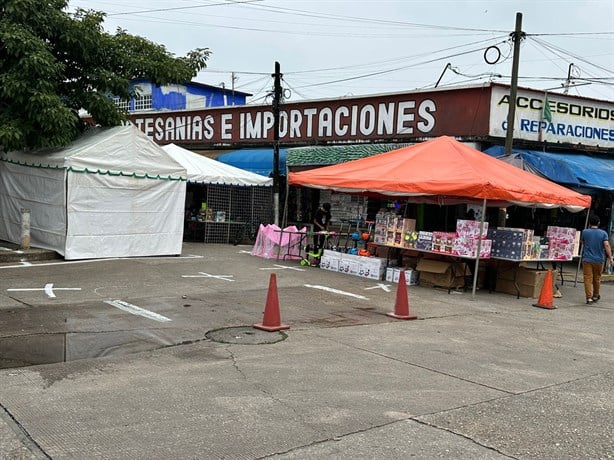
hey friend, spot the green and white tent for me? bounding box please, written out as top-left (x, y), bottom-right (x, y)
top-left (0, 125), bottom-right (187, 259)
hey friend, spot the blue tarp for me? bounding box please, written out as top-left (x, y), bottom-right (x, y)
top-left (216, 149), bottom-right (287, 177)
top-left (484, 146), bottom-right (614, 191)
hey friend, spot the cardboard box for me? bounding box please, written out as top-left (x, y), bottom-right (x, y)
top-left (495, 276), bottom-right (555, 298)
top-left (359, 259), bottom-right (386, 280)
top-left (319, 255), bottom-right (339, 271)
top-left (385, 268), bottom-right (419, 285)
top-left (322, 249), bottom-right (342, 259)
top-left (339, 259), bottom-right (359, 275)
top-left (495, 266), bottom-right (555, 298)
top-left (416, 259), bottom-right (467, 288)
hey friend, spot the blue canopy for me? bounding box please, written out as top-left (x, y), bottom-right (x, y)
top-left (484, 146), bottom-right (614, 192)
top-left (216, 148), bottom-right (287, 177)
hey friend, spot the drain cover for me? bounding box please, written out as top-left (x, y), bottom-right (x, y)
top-left (206, 326), bottom-right (288, 345)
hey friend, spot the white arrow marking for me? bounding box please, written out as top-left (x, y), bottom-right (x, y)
top-left (304, 284), bottom-right (369, 300)
top-left (7, 284), bottom-right (82, 298)
top-left (181, 272), bottom-right (235, 281)
top-left (238, 250), bottom-right (252, 254)
top-left (259, 264), bottom-right (305, 272)
top-left (104, 300), bottom-right (172, 322)
top-left (364, 283), bottom-right (392, 292)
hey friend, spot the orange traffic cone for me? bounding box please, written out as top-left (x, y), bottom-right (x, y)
top-left (387, 270), bottom-right (417, 320)
top-left (533, 269), bottom-right (557, 310)
top-left (254, 273), bottom-right (290, 331)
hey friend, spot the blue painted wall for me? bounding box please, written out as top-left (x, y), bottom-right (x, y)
top-left (128, 79), bottom-right (248, 111)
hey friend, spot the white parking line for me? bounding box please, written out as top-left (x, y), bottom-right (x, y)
top-left (181, 272), bottom-right (235, 281)
top-left (259, 264), bottom-right (306, 271)
top-left (304, 284), bottom-right (369, 300)
top-left (7, 283), bottom-right (82, 298)
top-left (104, 300), bottom-right (172, 322)
top-left (0, 254), bottom-right (204, 270)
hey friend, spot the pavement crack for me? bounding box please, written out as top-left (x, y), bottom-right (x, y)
top-left (224, 346), bottom-right (327, 440)
top-left (225, 346), bottom-right (248, 381)
top-left (6, 296), bottom-right (34, 307)
top-left (320, 335), bottom-right (515, 396)
top-left (0, 404), bottom-right (51, 459)
top-left (411, 417), bottom-right (518, 459)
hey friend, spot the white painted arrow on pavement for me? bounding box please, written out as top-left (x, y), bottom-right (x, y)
top-left (364, 283), bottom-right (392, 292)
top-left (7, 283), bottom-right (82, 298)
top-left (181, 272), bottom-right (235, 281)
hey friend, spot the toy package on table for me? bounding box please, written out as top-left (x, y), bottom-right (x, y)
top-left (546, 226), bottom-right (577, 260)
top-left (452, 237), bottom-right (492, 258)
top-left (416, 231), bottom-right (433, 250)
top-left (431, 232), bottom-right (455, 254)
top-left (455, 219), bottom-right (489, 239)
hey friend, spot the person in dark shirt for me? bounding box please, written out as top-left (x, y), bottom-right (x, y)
top-left (313, 202), bottom-right (331, 251)
top-left (581, 215), bottom-right (614, 304)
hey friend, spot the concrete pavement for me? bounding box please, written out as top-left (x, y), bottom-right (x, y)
top-left (0, 242), bottom-right (613, 459)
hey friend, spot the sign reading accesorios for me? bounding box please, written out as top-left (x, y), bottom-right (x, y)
top-left (490, 86), bottom-right (614, 148)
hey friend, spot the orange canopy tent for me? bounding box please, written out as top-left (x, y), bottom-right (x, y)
top-left (288, 136), bottom-right (591, 211)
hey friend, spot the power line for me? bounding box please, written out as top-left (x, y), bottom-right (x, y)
top-left (106, 0), bottom-right (263, 17)
top-left (293, 41), bottom-right (508, 89)
top-left (529, 36), bottom-right (614, 75)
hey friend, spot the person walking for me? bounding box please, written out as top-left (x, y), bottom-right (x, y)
top-left (581, 215), bottom-right (614, 304)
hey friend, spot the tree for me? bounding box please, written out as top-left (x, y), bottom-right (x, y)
top-left (0, 0), bottom-right (210, 151)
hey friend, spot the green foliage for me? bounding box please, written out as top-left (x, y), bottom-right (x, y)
top-left (0, 0), bottom-right (210, 151)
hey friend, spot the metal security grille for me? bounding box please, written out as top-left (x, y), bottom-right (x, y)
top-left (191, 185), bottom-right (272, 244)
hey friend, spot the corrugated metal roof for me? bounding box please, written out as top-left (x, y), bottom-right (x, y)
top-left (286, 143), bottom-right (413, 167)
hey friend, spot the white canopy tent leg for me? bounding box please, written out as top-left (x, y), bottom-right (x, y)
top-left (471, 199), bottom-right (488, 299)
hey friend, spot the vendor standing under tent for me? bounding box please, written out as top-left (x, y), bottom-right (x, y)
top-left (313, 202), bottom-right (331, 251)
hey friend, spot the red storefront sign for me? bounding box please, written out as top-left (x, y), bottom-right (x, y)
top-left (128, 86), bottom-right (492, 147)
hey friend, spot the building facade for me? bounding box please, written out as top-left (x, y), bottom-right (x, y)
top-left (127, 82), bottom-right (614, 234)
top-left (116, 79), bottom-right (250, 113)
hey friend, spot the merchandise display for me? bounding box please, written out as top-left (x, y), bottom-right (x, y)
top-left (320, 250), bottom-right (386, 280)
top-left (317, 214), bottom-right (580, 298)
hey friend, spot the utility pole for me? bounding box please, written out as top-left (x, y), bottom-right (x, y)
top-left (564, 63), bottom-right (574, 94)
top-left (500, 12), bottom-right (524, 227)
top-left (272, 61), bottom-right (282, 226)
top-left (504, 12), bottom-right (524, 156)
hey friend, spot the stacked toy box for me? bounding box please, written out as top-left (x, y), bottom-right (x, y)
top-left (319, 250), bottom-right (342, 272)
top-left (416, 231), bottom-right (433, 250)
top-left (452, 219), bottom-right (492, 258)
top-left (385, 267), bottom-right (419, 285)
top-left (546, 226), bottom-right (577, 260)
top-left (488, 228), bottom-right (530, 260)
top-left (320, 250), bottom-right (387, 280)
top-left (431, 232), bottom-right (456, 254)
top-left (385, 215), bottom-right (404, 246)
top-left (399, 219), bottom-right (417, 248)
top-left (373, 213), bottom-right (390, 244)
top-left (521, 236), bottom-right (549, 260)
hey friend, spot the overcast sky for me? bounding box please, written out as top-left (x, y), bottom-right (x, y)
top-left (70, 0), bottom-right (614, 104)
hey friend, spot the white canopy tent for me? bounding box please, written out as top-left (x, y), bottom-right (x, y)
top-left (0, 126), bottom-right (187, 260)
top-left (162, 143), bottom-right (272, 186)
